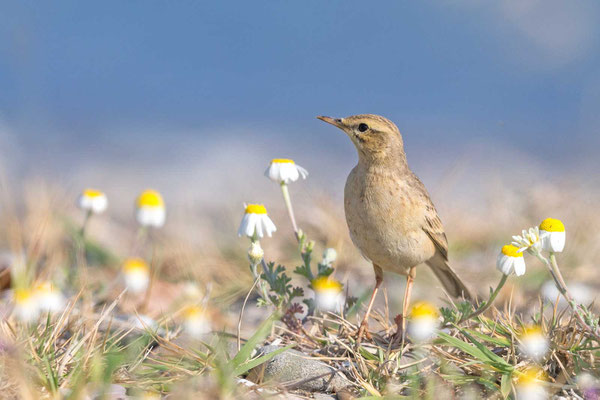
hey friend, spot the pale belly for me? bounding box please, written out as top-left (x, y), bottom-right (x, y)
top-left (344, 167), bottom-right (435, 275)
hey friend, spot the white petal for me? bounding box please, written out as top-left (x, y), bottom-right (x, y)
top-left (550, 231), bottom-right (565, 252)
top-left (238, 214), bottom-right (250, 237)
top-left (280, 163), bottom-right (299, 183)
top-left (296, 165), bottom-right (309, 179)
top-left (497, 254), bottom-right (513, 275)
top-left (513, 257), bottom-right (526, 276)
top-left (247, 214), bottom-right (260, 237)
top-left (254, 215), bottom-right (264, 238)
top-left (262, 215), bottom-right (277, 237)
top-left (267, 163), bottom-right (282, 182)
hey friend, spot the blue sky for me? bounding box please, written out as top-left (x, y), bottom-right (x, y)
top-left (1, 1), bottom-right (599, 183)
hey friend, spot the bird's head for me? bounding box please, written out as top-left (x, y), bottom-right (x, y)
top-left (317, 114), bottom-right (405, 163)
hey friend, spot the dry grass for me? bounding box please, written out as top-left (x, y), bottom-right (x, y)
top-left (0, 173), bottom-right (598, 398)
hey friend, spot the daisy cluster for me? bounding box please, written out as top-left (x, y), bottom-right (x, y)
top-left (496, 218), bottom-right (566, 277)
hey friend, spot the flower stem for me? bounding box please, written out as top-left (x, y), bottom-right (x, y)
top-left (79, 210), bottom-right (92, 238)
top-left (457, 273), bottom-right (508, 325)
top-left (280, 182), bottom-right (299, 241)
top-left (536, 251), bottom-right (600, 341)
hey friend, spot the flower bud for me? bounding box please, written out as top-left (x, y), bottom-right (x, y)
top-left (321, 248), bottom-right (337, 265)
top-left (247, 241), bottom-right (264, 264)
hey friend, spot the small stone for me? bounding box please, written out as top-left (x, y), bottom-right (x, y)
top-left (313, 393), bottom-right (337, 400)
top-left (247, 345), bottom-right (352, 392)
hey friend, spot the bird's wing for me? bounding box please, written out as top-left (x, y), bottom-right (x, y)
top-left (409, 172), bottom-right (449, 259)
top-left (423, 203), bottom-right (449, 260)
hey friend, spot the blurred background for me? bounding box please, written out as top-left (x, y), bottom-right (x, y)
top-left (1, 1), bottom-right (599, 312)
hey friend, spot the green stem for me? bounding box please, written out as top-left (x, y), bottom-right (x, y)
top-left (457, 274), bottom-right (508, 325)
top-left (79, 210), bottom-right (92, 238)
top-left (280, 182), bottom-right (299, 241)
top-left (538, 251), bottom-right (600, 341)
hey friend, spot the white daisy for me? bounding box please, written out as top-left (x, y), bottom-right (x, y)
top-left (511, 227), bottom-right (541, 254)
top-left (12, 288), bottom-right (40, 323)
top-left (539, 218), bottom-right (566, 253)
top-left (136, 189), bottom-right (166, 228)
top-left (183, 305), bottom-right (211, 338)
top-left (407, 301), bottom-right (440, 342)
top-left (497, 244), bottom-right (526, 276)
top-left (519, 325), bottom-right (548, 361)
top-left (264, 159), bottom-right (308, 184)
top-left (78, 189), bottom-right (108, 214)
top-left (516, 367), bottom-right (547, 400)
top-left (123, 258), bottom-right (150, 293)
top-left (312, 277), bottom-right (344, 312)
top-left (34, 282), bottom-right (65, 313)
top-left (237, 204), bottom-right (277, 238)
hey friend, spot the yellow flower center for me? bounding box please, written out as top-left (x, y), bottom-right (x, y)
top-left (517, 366), bottom-right (546, 386)
top-left (501, 244), bottom-right (523, 257)
top-left (14, 288), bottom-right (33, 304)
top-left (245, 204), bottom-right (267, 214)
top-left (137, 190), bottom-right (164, 208)
top-left (539, 218), bottom-right (565, 232)
top-left (410, 301), bottom-right (439, 319)
top-left (271, 158), bottom-right (295, 164)
top-left (83, 189), bottom-right (104, 198)
top-left (123, 258), bottom-right (149, 274)
top-left (183, 305), bottom-right (205, 319)
top-left (312, 276), bottom-right (342, 292)
top-left (522, 325), bottom-right (543, 337)
top-left (34, 282), bottom-right (53, 295)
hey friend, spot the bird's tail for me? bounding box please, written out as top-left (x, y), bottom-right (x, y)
top-left (426, 253), bottom-right (473, 300)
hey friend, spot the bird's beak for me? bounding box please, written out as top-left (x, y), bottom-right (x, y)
top-left (317, 115), bottom-right (344, 128)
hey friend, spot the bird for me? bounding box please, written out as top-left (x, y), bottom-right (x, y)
top-left (317, 114), bottom-right (472, 341)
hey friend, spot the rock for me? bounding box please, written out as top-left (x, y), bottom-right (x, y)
top-left (247, 345), bottom-right (352, 393)
top-left (313, 394), bottom-right (337, 400)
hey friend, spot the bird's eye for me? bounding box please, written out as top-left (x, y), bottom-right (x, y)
top-left (358, 123), bottom-right (369, 132)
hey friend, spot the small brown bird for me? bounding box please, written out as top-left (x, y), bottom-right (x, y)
top-left (317, 114), bottom-right (472, 340)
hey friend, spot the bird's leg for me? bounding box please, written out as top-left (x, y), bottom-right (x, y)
top-left (356, 264), bottom-right (383, 343)
top-left (401, 266), bottom-right (416, 332)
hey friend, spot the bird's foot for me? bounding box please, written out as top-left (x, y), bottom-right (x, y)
top-left (355, 320), bottom-right (372, 343)
top-left (391, 314), bottom-right (406, 346)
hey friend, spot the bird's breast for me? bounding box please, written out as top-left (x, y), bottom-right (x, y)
top-left (344, 167), bottom-right (432, 273)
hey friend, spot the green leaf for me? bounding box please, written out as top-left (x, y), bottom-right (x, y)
top-left (500, 372), bottom-right (512, 398)
top-left (459, 330), bottom-right (513, 371)
top-left (463, 329), bottom-right (511, 347)
top-left (437, 331), bottom-right (490, 362)
top-left (228, 312), bottom-right (280, 370)
top-left (233, 345), bottom-right (293, 376)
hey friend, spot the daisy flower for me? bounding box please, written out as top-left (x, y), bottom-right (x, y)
top-left (312, 276), bottom-right (343, 312)
top-left (237, 204), bottom-right (277, 238)
top-left (123, 258), bottom-right (150, 293)
top-left (264, 159), bottom-right (308, 184)
top-left (407, 301), bottom-right (440, 342)
top-left (539, 218), bottom-right (566, 253)
top-left (516, 367), bottom-right (546, 400)
top-left (34, 282), bottom-right (65, 313)
top-left (78, 189), bottom-right (108, 214)
top-left (182, 305), bottom-right (211, 338)
top-left (512, 227), bottom-right (541, 254)
top-left (497, 244), bottom-right (526, 276)
top-left (12, 288), bottom-right (40, 322)
top-left (519, 325), bottom-right (548, 361)
top-left (136, 189), bottom-right (166, 228)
